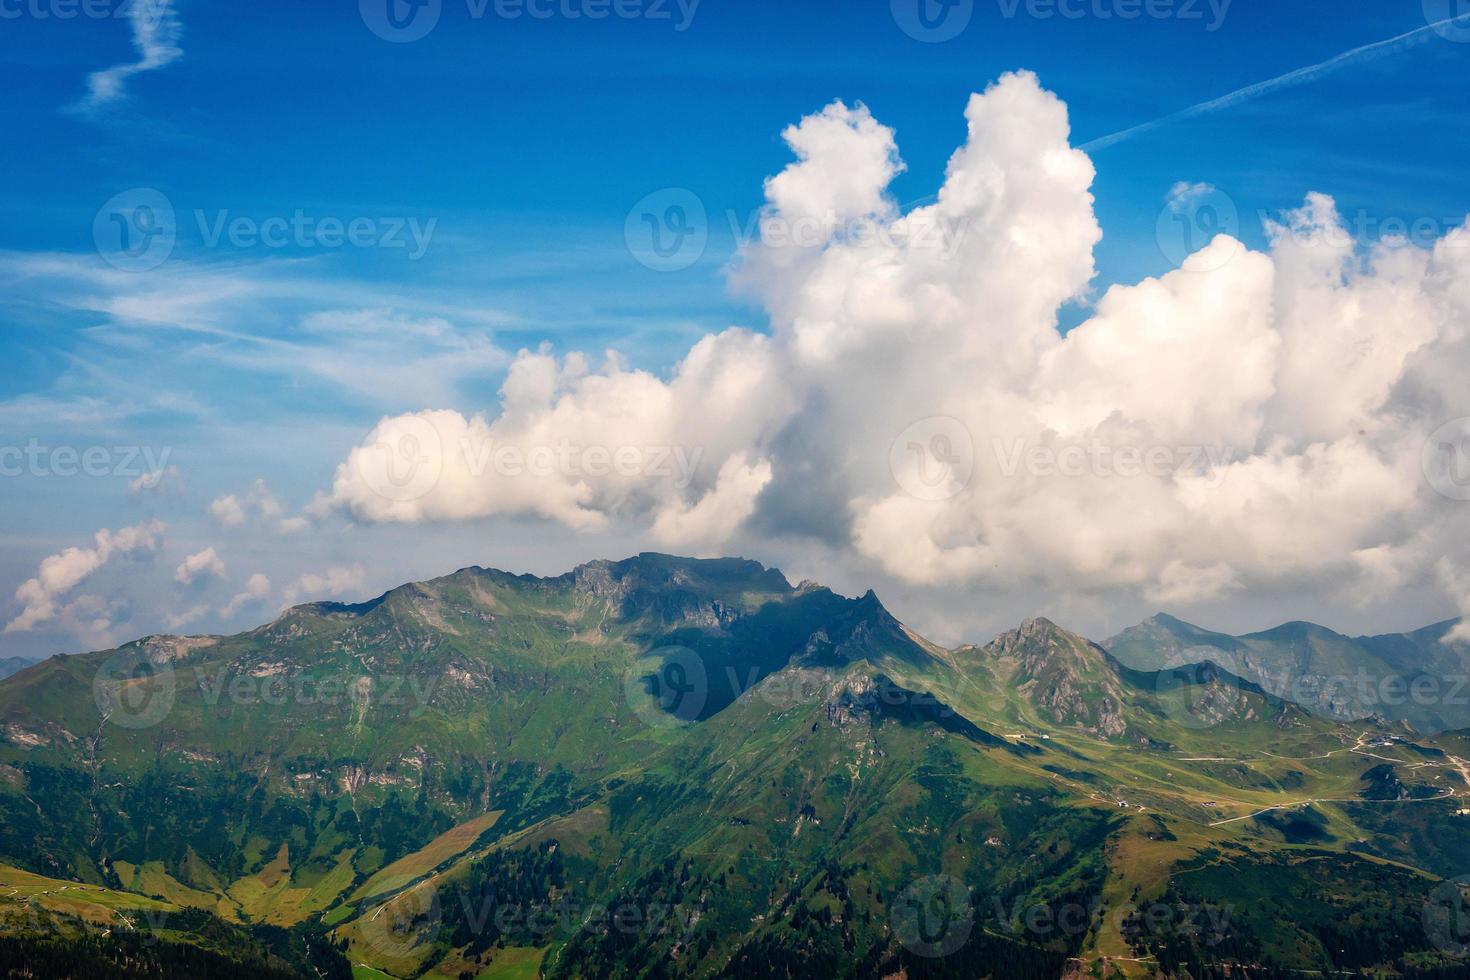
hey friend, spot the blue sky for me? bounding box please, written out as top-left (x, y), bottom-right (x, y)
top-left (3, 0), bottom-right (1470, 657)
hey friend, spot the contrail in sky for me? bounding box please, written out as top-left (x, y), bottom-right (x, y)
top-left (1082, 14), bottom-right (1469, 151)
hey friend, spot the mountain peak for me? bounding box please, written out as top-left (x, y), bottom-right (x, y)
top-left (988, 616), bottom-right (1086, 653)
top-left (982, 616), bottom-right (1128, 737)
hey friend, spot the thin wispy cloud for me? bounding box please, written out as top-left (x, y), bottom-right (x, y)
top-left (1082, 15), bottom-right (1468, 150)
top-left (70, 0), bottom-right (182, 116)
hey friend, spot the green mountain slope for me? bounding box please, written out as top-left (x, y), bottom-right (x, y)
top-left (2, 555), bottom-right (1469, 978)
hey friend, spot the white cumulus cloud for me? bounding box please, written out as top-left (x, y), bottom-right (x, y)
top-left (313, 70), bottom-right (1470, 625)
top-left (5, 520), bottom-right (166, 633)
top-left (174, 547), bottom-right (225, 586)
top-left (220, 573), bottom-right (272, 619)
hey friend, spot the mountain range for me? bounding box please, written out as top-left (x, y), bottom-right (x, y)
top-left (1107, 613), bottom-right (1470, 733)
top-left (1, 554), bottom-right (1469, 979)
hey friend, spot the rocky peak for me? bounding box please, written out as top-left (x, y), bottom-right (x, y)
top-left (984, 617), bottom-right (1129, 738)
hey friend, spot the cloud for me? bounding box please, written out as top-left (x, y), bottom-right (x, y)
top-left (1144, 561), bottom-right (1241, 606)
top-left (280, 566), bottom-right (366, 608)
top-left (174, 547), bottom-right (225, 586)
top-left (128, 465), bottom-right (181, 495)
top-left (298, 70), bottom-right (1466, 626)
top-left (316, 330), bottom-right (786, 536)
top-left (209, 495), bottom-right (247, 527)
top-left (220, 573), bottom-right (271, 619)
top-left (5, 520), bottom-right (166, 633)
top-left (1439, 560), bottom-right (1470, 643)
top-left (210, 479), bottom-right (292, 531)
top-left (71, 0), bottom-right (183, 116)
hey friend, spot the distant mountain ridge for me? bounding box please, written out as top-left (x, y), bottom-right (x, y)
top-left (0, 656), bottom-right (36, 681)
top-left (1106, 612), bottom-right (1470, 732)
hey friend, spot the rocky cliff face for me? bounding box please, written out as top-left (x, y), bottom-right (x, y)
top-left (982, 618), bottom-right (1128, 738)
